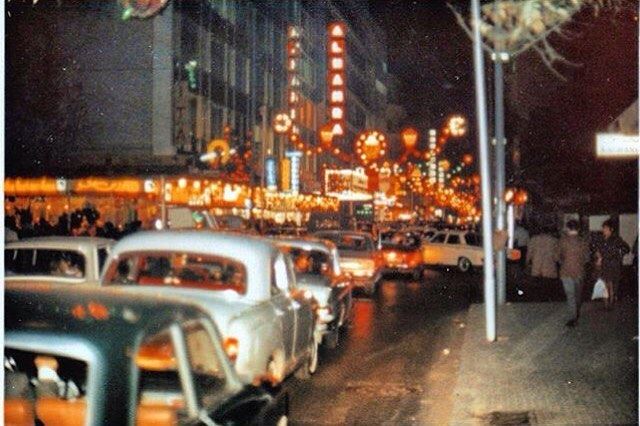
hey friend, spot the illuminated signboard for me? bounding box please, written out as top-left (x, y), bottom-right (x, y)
top-left (265, 156), bottom-right (277, 190)
top-left (324, 168), bottom-right (371, 201)
top-left (327, 22), bottom-right (346, 137)
top-left (286, 150), bottom-right (303, 194)
top-left (280, 158), bottom-right (291, 192)
top-left (596, 133), bottom-right (639, 158)
top-left (287, 26), bottom-right (301, 144)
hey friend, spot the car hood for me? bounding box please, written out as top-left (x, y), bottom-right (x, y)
top-left (338, 250), bottom-right (371, 260)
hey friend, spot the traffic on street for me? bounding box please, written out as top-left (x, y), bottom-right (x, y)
top-left (4, 0), bottom-right (637, 424)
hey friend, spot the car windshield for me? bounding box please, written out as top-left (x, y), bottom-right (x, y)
top-left (103, 251), bottom-right (247, 295)
top-left (382, 233), bottom-right (421, 250)
top-left (317, 233), bottom-right (373, 252)
top-left (5, 248), bottom-right (86, 279)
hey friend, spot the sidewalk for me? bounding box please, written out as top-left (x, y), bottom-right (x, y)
top-left (450, 299), bottom-right (638, 425)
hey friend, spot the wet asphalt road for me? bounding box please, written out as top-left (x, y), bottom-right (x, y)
top-left (284, 268), bottom-right (482, 424)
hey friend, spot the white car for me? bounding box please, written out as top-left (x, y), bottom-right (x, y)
top-left (101, 231), bottom-right (319, 386)
top-left (4, 237), bottom-right (114, 284)
top-left (421, 230), bottom-right (484, 272)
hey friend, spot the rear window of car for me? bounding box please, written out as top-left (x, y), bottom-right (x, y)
top-left (464, 233), bottom-right (482, 246)
top-left (382, 233), bottom-right (421, 250)
top-left (103, 252), bottom-right (247, 295)
top-left (5, 248), bottom-right (86, 278)
top-left (447, 235), bottom-right (460, 245)
top-left (316, 233), bottom-right (373, 252)
top-left (282, 247), bottom-right (333, 278)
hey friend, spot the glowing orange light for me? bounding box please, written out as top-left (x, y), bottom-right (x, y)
top-left (329, 22), bottom-right (346, 38)
top-left (331, 107), bottom-right (344, 120)
top-left (401, 127), bottom-right (419, 150)
top-left (330, 57), bottom-right (344, 70)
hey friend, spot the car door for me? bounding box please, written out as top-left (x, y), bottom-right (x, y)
top-left (284, 254), bottom-right (314, 359)
top-left (424, 232), bottom-right (447, 264)
top-left (271, 254), bottom-right (297, 363)
top-left (444, 233), bottom-right (462, 265)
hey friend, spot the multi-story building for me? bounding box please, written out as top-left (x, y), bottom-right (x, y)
top-left (6, 0), bottom-right (393, 188)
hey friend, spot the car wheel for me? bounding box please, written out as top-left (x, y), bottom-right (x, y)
top-left (295, 335), bottom-right (318, 379)
top-left (324, 329), bottom-right (339, 349)
top-left (457, 257), bottom-right (472, 273)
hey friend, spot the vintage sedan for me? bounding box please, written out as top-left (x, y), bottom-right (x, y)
top-left (273, 236), bottom-right (353, 349)
top-left (421, 229), bottom-right (520, 272)
top-left (379, 231), bottom-right (424, 280)
top-left (101, 231), bottom-right (319, 386)
top-left (314, 230), bottom-right (383, 296)
top-left (5, 282), bottom-right (288, 425)
top-left (4, 236), bottom-right (114, 284)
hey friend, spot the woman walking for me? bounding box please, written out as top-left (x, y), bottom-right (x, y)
top-left (595, 219), bottom-right (630, 309)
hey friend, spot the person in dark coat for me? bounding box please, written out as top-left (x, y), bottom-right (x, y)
top-left (595, 219), bottom-right (630, 308)
top-left (557, 220), bottom-right (590, 327)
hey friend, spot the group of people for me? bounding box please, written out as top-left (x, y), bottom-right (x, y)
top-left (517, 219), bottom-right (632, 327)
top-left (5, 207), bottom-right (143, 242)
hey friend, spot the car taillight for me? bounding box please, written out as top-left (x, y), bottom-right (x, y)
top-left (223, 337), bottom-right (239, 362)
top-left (409, 252), bottom-right (421, 266)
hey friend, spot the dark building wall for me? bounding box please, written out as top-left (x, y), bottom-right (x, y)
top-left (6, 1), bottom-right (158, 175)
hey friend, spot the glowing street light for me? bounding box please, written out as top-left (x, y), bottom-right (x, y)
top-left (448, 115), bottom-right (467, 137)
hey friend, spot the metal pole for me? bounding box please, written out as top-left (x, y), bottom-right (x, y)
top-left (471, 0), bottom-right (496, 342)
top-left (160, 175), bottom-right (167, 229)
top-left (494, 50), bottom-right (507, 305)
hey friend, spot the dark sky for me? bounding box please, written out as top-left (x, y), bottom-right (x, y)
top-left (368, 0), bottom-right (638, 211)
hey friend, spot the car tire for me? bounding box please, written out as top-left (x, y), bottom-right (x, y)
top-left (324, 329), bottom-right (339, 349)
top-left (295, 335), bottom-right (318, 379)
top-left (457, 257), bottom-right (472, 273)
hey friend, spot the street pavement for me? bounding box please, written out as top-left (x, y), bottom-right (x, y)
top-left (450, 298), bottom-right (638, 425)
top-left (283, 267), bottom-right (638, 425)
top-left (285, 269), bottom-right (478, 424)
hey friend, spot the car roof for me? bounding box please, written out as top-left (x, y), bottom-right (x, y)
top-left (6, 236), bottom-right (115, 251)
top-left (6, 282), bottom-right (208, 343)
top-left (271, 236), bottom-right (336, 253)
top-left (315, 230), bottom-right (373, 239)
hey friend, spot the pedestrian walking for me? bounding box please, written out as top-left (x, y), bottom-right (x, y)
top-left (513, 221), bottom-right (530, 268)
top-left (594, 219), bottom-right (630, 309)
top-left (526, 228), bottom-right (559, 298)
top-left (557, 220), bottom-right (589, 327)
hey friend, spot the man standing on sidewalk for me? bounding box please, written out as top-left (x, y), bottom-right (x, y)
top-left (557, 220), bottom-right (590, 327)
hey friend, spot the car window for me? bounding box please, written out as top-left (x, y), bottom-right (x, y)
top-left (136, 321), bottom-right (226, 411)
top-left (382, 233), bottom-right (421, 250)
top-left (447, 235), bottom-right (460, 245)
top-left (283, 247), bottom-right (333, 278)
top-left (5, 348), bottom-right (88, 420)
top-left (103, 252), bottom-right (247, 295)
top-left (465, 233), bottom-right (482, 247)
top-left (5, 248), bottom-right (85, 278)
top-left (431, 233), bottom-right (447, 243)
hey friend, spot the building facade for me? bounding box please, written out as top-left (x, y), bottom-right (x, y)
top-left (6, 0), bottom-right (393, 188)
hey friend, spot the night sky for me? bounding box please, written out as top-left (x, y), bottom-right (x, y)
top-left (369, 0), bottom-right (638, 211)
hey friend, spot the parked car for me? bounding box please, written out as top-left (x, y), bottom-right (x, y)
top-left (421, 230), bottom-right (483, 272)
top-left (4, 237), bottom-right (114, 284)
top-left (273, 236), bottom-right (353, 349)
top-left (379, 231), bottom-right (424, 280)
top-left (314, 230), bottom-right (382, 296)
top-left (4, 282), bottom-right (289, 425)
top-left (101, 231), bottom-right (319, 386)
top-left (421, 230), bottom-right (520, 272)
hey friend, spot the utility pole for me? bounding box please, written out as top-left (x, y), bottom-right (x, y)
top-left (472, 0), bottom-right (496, 342)
top-left (494, 40), bottom-right (508, 305)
